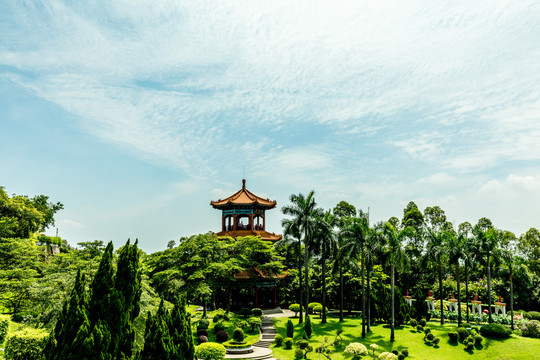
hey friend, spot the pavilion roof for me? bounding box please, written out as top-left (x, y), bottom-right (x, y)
top-left (210, 179), bottom-right (277, 209)
top-left (214, 229), bottom-right (282, 242)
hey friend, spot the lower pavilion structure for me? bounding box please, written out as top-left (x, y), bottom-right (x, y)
top-left (211, 179), bottom-right (284, 309)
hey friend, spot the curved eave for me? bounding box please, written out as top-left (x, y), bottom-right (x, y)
top-left (210, 187), bottom-right (276, 209)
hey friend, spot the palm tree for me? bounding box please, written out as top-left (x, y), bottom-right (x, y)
top-left (474, 226), bottom-right (502, 323)
top-left (280, 219), bottom-right (304, 323)
top-left (365, 222), bottom-right (384, 332)
top-left (421, 227), bottom-right (446, 325)
top-left (445, 229), bottom-right (466, 326)
top-left (310, 210), bottom-right (336, 324)
top-left (382, 222), bottom-right (411, 341)
top-left (341, 215), bottom-right (369, 337)
top-left (282, 191), bottom-right (319, 321)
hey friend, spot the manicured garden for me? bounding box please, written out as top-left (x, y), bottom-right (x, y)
top-left (271, 314), bottom-right (540, 360)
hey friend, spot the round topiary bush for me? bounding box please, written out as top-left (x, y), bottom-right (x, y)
top-left (233, 327), bottom-right (245, 342)
top-left (474, 334), bottom-right (483, 345)
top-left (285, 337), bottom-right (294, 349)
top-left (518, 320), bottom-right (540, 338)
top-left (251, 308), bottom-right (263, 316)
top-left (289, 304), bottom-right (301, 316)
top-left (308, 302), bottom-right (322, 314)
top-left (197, 328), bottom-right (208, 337)
top-left (344, 342), bottom-right (368, 358)
top-left (213, 314), bottom-right (221, 323)
top-left (199, 318), bottom-right (210, 329)
top-left (197, 335), bottom-right (209, 344)
top-left (457, 327), bottom-right (469, 341)
top-left (275, 334), bottom-right (283, 346)
top-left (398, 354), bottom-right (405, 360)
top-left (426, 333), bottom-right (434, 341)
top-left (527, 311), bottom-right (540, 320)
top-left (379, 352), bottom-right (398, 360)
top-left (401, 349), bottom-right (409, 357)
top-left (248, 317), bottom-right (262, 332)
top-left (214, 322), bottom-right (225, 334)
top-left (419, 318), bottom-right (427, 327)
top-left (216, 330), bottom-right (229, 343)
top-left (195, 342), bottom-right (227, 360)
top-left (448, 331), bottom-right (458, 342)
top-left (313, 305), bottom-right (324, 315)
top-left (4, 328), bottom-right (48, 360)
top-left (424, 327), bottom-right (431, 335)
top-left (416, 325), bottom-right (423, 332)
top-left (432, 337), bottom-right (440, 345)
top-left (295, 348), bottom-right (304, 359)
top-left (410, 319), bottom-right (418, 327)
top-left (480, 323), bottom-right (512, 339)
top-left (391, 349), bottom-right (399, 355)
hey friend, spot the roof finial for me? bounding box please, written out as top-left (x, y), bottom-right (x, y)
top-left (242, 179), bottom-right (246, 189)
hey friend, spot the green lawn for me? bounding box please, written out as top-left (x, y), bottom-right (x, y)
top-left (271, 315), bottom-right (540, 360)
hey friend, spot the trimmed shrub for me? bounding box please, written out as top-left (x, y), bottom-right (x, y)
top-left (197, 328), bottom-right (208, 337)
top-left (240, 308), bottom-right (252, 318)
top-left (448, 331), bottom-right (458, 342)
top-left (419, 318), bottom-right (427, 327)
top-left (275, 334), bottom-right (283, 346)
top-left (216, 330), bottom-right (229, 343)
top-left (398, 354), bottom-right (405, 360)
top-left (391, 349), bottom-right (399, 355)
top-left (304, 315), bottom-right (312, 338)
top-left (528, 311), bottom-right (540, 320)
top-left (248, 317), bottom-right (262, 332)
top-left (424, 327), bottom-right (431, 335)
top-left (0, 314), bottom-right (9, 344)
top-left (223, 312), bottom-right (231, 321)
top-left (416, 325), bottom-right (423, 332)
top-left (295, 348), bottom-right (304, 359)
top-left (285, 337), bottom-right (294, 349)
top-left (518, 320), bottom-right (540, 338)
top-left (426, 333), bottom-right (434, 341)
top-left (4, 328), bottom-right (48, 360)
top-left (379, 352), bottom-right (398, 360)
top-left (252, 308), bottom-right (263, 316)
top-left (308, 302), bottom-right (322, 314)
top-left (313, 305), bottom-right (324, 315)
top-left (233, 327), bottom-right (245, 342)
top-left (197, 335), bottom-right (209, 344)
top-left (457, 327), bottom-right (468, 341)
top-left (195, 342), bottom-right (227, 360)
top-left (474, 334), bottom-right (483, 345)
top-left (199, 318), bottom-right (210, 329)
top-left (432, 337), bottom-right (440, 345)
top-left (287, 319), bottom-right (294, 338)
top-left (480, 323), bottom-right (512, 339)
top-left (214, 322), bottom-right (225, 334)
top-left (213, 314), bottom-right (221, 323)
top-left (344, 342), bottom-right (368, 357)
top-left (222, 341), bottom-right (252, 349)
top-left (410, 319), bottom-right (418, 327)
top-left (235, 320), bottom-right (249, 329)
top-left (289, 304), bottom-right (301, 316)
top-left (401, 349), bottom-right (409, 357)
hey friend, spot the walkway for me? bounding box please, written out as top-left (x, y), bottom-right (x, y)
top-left (225, 308), bottom-right (294, 360)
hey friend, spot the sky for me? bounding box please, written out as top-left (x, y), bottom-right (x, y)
top-left (1, 1), bottom-right (539, 254)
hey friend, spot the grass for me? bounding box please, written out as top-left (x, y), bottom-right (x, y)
top-left (191, 310), bottom-right (260, 346)
top-left (271, 315), bottom-right (540, 360)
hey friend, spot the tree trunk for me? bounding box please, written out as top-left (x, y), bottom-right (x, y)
top-left (322, 249), bottom-right (327, 324)
top-left (305, 235), bottom-right (309, 316)
top-left (465, 265), bottom-right (469, 323)
top-left (510, 272), bottom-right (514, 330)
top-left (391, 263), bottom-right (395, 341)
top-left (339, 261), bottom-right (344, 322)
top-left (439, 263), bottom-right (444, 325)
top-left (227, 287), bottom-right (231, 313)
top-left (457, 262), bottom-right (461, 326)
top-left (203, 301), bottom-right (207, 317)
top-left (298, 239), bottom-right (303, 324)
top-left (487, 255), bottom-right (492, 323)
top-left (367, 262), bottom-right (371, 332)
top-left (361, 249), bottom-right (366, 338)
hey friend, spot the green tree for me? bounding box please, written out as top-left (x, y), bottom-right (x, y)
top-left (169, 296), bottom-right (194, 360)
top-left (518, 228), bottom-right (540, 274)
top-left (280, 220), bottom-right (304, 323)
top-left (445, 228), bottom-right (466, 326)
top-left (382, 222), bottom-right (411, 340)
top-left (421, 227), bottom-right (446, 325)
top-left (141, 300), bottom-right (174, 360)
top-left (475, 226), bottom-right (502, 323)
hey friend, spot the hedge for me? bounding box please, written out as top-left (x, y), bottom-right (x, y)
top-left (480, 323), bottom-right (512, 338)
top-left (4, 328), bottom-right (48, 360)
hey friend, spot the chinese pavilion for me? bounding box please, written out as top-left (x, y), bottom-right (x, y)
top-left (211, 179), bottom-right (282, 242)
top-left (210, 179), bottom-right (284, 309)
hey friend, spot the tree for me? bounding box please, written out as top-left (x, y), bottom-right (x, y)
top-left (445, 228), bottom-right (466, 326)
top-left (282, 191), bottom-right (320, 324)
top-left (382, 222), bottom-right (411, 341)
top-left (365, 222), bottom-right (384, 332)
top-left (169, 296), bottom-right (195, 360)
top-left (458, 222), bottom-right (474, 323)
top-left (518, 228), bottom-right (540, 274)
top-left (421, 227), bottom-right (446, 325)
top-left (475, 226), bottom-right (502, 323)
top-left (423, 206), bottom-right (447, 233)
top-left (280, 220), bottom-right (304, 323)
top-left (341, 215), bottom-right (369, 337)
top-left (141, 300), bottom-right (174, 360)
top-left (332, 201), bottom-right (356, 220)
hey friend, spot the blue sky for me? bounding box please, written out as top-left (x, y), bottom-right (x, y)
top-left (1, 1), bottom-right (539, 253)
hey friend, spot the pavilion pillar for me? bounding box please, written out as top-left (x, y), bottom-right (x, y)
top-left (263, 215), bottom-right (266, 231)
top-left (250, 214), bottom-right (254, 230)
top-left (222, 216), bottom-right (225, 231)
top-left (233, 214), bottom-right (237, 231)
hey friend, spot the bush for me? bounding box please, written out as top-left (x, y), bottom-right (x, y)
top-left (457, 327), bottom-right (468, 341)
top-left (0, 314), bottom-right (9, 345)
top-left (513, 309), bottom-right (528, 318)
top-left (474, 334), bottom-right (483, 345)
top-left (4, 328), bottom-right (47, 360)
top-left (295, 348), bottom-right (304, 359)
top-left (304, 315), bottom-right (312, 338)
top-left (213, 314), bottom-right (221, 323)
top-left (379, 352), bottom-right (398, 360)
top-left (233, 327), bottom-right (244, 342)
top-left (285, 337), bottom-right (294, 349)
top-left (222, 341), bottom-right (252, 348)
top-left (398, 354), bottom-right (405, 360)
top-left (248, 317), bottom-right (262, 332)
top-left (197, 335), bottom-right (209, 344)
top-left (419, 318), bottom-right (427, 327)
top-left (240, 308), bottom-right (252, 318)
top-left (216, 330), bottom-right (229, 343)
top-left (289, 304), bottom-right (301, 316)
top-left (287, 319), bottom-right (294, 338)
top-left (195, 342), bottom-right (227, 360)
top-left (401, 349), bottom-right (409, 357)
top-left (528, 311), bottom-right (540, 320)
top-left (416, 325), bottom-right (423, 332)
top-left (391, 349), bottom-right (399, 355)
top-left (448, 331), bottom-right (458, 342)
top-left (197, 328), bottom-right (208, 337)
top-left (410, 319), bottom-right (418, 327)
top-left (432, 337), bottom-right (440, 345)
top-left (235, 320), bottom-right (249, 329)
top-left (344, 342), bottom-right (368, 357)
top-left (480, 323), bottom-right (512, 338)
top-left (308, 302), bottom-right (322, 314)
top-left (275, 334), bottom-right (284, 346)
top-left (313, 305), bottom-right (324, 315)
top-left (424, 327), bottom-right (431, 335)
top-left (214, 322), bottom-right (225, 334)
top-left (199, 318), bottom-right (210, 329)
top-left (426, 333), bottom-right (434, 341)
top-left (252, 308), bottom-right (263, 316)
top-left (518, 320), bottom-right (540, 338)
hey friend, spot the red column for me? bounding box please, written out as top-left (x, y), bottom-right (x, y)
top-left (250, 214), bottom-right (254, 230)
top-left (222, 215), bottom-right (225, 231)
top-left (233, 214), bottom-right (237, 231)
top-left (263, 215), bottom-right (266, 231)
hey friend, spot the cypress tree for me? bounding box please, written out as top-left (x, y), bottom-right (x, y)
top-left (287, 319), bottom-right (294, 338)
top-left (141, 300), bottom-right (174, 360)
top-left (304, 315), bottom-right (312, 338)
top-left (169, 296), bottom-right (194, 360)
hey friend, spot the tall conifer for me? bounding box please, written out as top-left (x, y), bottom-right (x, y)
top-left (140, 300), bottom-right (174, 360)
